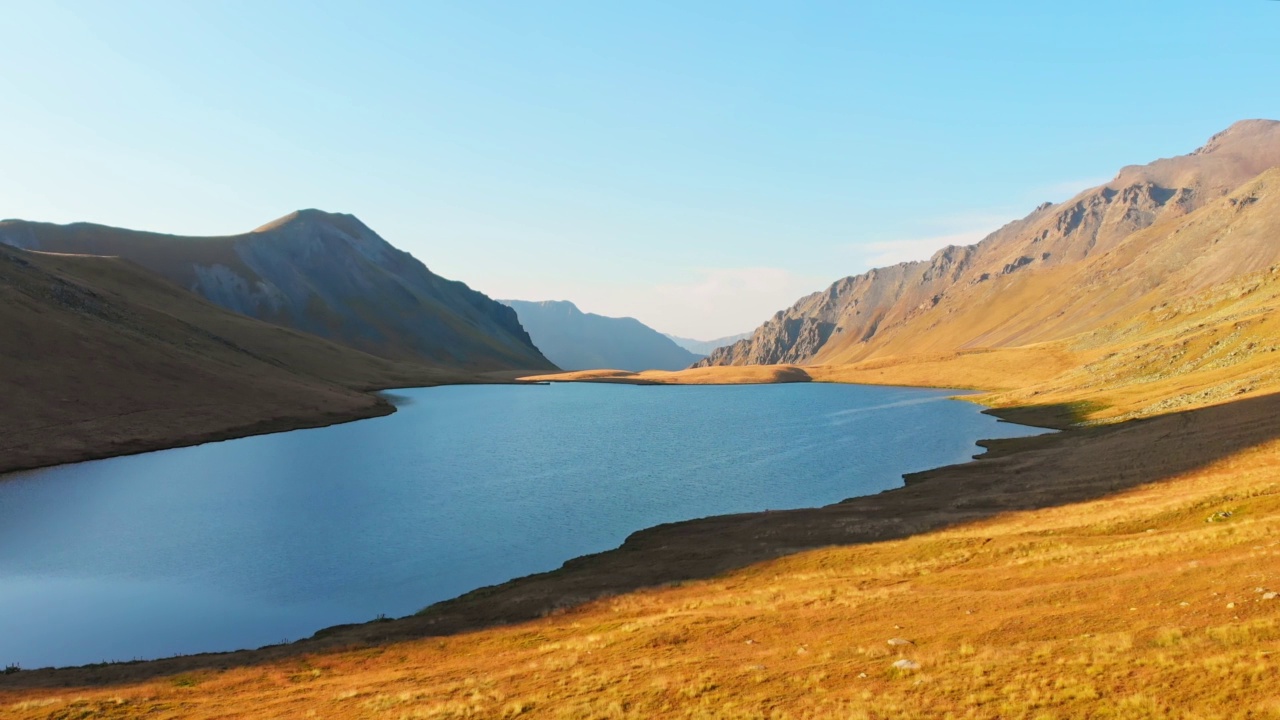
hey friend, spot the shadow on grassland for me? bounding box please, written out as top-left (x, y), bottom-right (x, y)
top-left (7, 390), bottom-right (1280, 690)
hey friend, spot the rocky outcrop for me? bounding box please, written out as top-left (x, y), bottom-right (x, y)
top-left (0, 210), bottom-right (555, 371)
top-left (700, 120), bottom-right (1280, 367)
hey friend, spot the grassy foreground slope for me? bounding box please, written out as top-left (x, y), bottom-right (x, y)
top-left (0, 244), bottom-right (484, 474)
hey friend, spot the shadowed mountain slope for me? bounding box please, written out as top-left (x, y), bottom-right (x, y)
top-left (0, 244), bottom-right (480, 474)
top-left (502, 300), bottom-right (701, 371)
top-left (700, 120), bottom-right (1280, 367)
top-left (0, 210), bottom-right (554, 371)
top-left (663, 331), bottom-right (752, 356)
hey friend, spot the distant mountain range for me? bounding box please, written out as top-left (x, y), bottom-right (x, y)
top-left (700, 119), bottom-right (1280, 368)
top-left (0, 209), bottom-right (554, 371)
top-left (663, 332), bottom-right (752, 356)
top-left (502, 300), bottom-right (701, 371)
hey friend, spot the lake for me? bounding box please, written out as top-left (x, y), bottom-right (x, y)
top-left (0, 382), bottom-right (1046, 668)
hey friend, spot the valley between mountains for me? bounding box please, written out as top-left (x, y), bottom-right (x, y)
top-left (3, 121), bottom-right (1280, 718)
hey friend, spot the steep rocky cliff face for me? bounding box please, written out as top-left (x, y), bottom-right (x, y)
top-left (0, 210), bottom-right (555, 371)
top-left (699, 120), bottom-right (1280, 367)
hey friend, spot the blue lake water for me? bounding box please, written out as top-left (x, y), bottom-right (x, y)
top-left (0, 382), bottom-right (1046, 668)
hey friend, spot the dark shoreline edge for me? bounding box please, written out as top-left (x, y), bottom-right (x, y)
top-left (0, 376), bottom-right (551, 479)
top-left (0, 400), bottom-right (397, 479)
top-left (0, 385), bottom-right (1076, 687)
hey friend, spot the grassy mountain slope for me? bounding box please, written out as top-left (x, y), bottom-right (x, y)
top-left (700, 120), bottom-right (1280, 368)
top-left (0, 244), bottom-right (479, 474)
top-left (502, 300), bottom-right (701, 371)
top-left (0, 210), bottom-right (555, 371)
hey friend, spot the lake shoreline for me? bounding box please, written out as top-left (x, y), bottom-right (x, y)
top-left (0, 371), bottom-right (1076, 687)
top-left (0, 371), bottom-right (544, 478)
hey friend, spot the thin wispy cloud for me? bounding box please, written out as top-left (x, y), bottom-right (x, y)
top-left (846, 175), bottom-right (1111, 271)
top-left (645, 267), bottom-right (829, 338)
top-left (1037, 176), bottom-right (1112, 202)
top-left (846, 213), bottom-right (1016, 271)
top-left (856, 230), bottom-right (996, 269)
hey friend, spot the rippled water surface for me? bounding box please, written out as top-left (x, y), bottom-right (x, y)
top-left (0, 383), bottom-right (1046, 667)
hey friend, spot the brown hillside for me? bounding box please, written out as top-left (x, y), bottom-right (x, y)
top-left (0, 210), bottom-right (555, 371)
top-left (0, 244), bottom-right (485, 474)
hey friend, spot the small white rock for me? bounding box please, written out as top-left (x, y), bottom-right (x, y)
top-left (1264, 592), bottom-right (1278, 601)
top-left (887, 638), bottom-right (915, 646)
top-left (892, 659), bottom-right (920, 670)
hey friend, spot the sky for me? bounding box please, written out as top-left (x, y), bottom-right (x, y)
top-left (2, 1), bottom-right (1278, 339)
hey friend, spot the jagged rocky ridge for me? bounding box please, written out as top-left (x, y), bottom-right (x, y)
top-left (0, 210), bottom-right (555, 371)
top-left (699, 120), bottom-right (1280, 367)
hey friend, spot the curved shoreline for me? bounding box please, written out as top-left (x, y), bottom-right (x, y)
top-left (0, 372), bottom-right (541, 479)
top-left (0, 381), bottom-right (1068, 686)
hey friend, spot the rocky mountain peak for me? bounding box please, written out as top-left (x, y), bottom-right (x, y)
top-left (253, 208), bottom-right (377, 240)
top-left (1193, 119), bottom-right (1280, 156)
top-left (699, 120), bottom-right (1280, 369)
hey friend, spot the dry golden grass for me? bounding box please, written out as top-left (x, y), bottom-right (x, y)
top-left (531, 264), bottom-right (1280, 431)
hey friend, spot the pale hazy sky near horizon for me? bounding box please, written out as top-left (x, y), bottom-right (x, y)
top-left (2, 1), bottom-right (1278, 338)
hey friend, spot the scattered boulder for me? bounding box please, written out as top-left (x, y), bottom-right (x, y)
top-left (892, 659), bottom-right (920, 670)
top-left (887, 638), bottom-right (915, 647)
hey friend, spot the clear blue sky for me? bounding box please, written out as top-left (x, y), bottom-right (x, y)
top-left (2, 1), bottom-right (1277, 338)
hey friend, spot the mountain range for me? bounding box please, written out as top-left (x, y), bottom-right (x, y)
top-left (699, 119), bottom-right (1280, 369)
top-left (663, 331), bottom-right (752, 356)
top-left (0, 209), bottom-right (554, 371)
top-left (501, 300), bottom-right (701, 371)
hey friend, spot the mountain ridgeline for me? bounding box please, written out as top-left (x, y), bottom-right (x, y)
top-left (699, 120), bottom-right (1280, 368)
top-left (0, 241), bottom-right (482, 473)
top-left (0, 210), bottom-right (555, 371)
top-left (502, 300), bottom-right (701, 371)
top-left (663, 332), bottom-right (752, 356)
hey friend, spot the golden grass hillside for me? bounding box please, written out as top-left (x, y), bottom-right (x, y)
top-left (700, 124), bottom-right (1280, 371)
